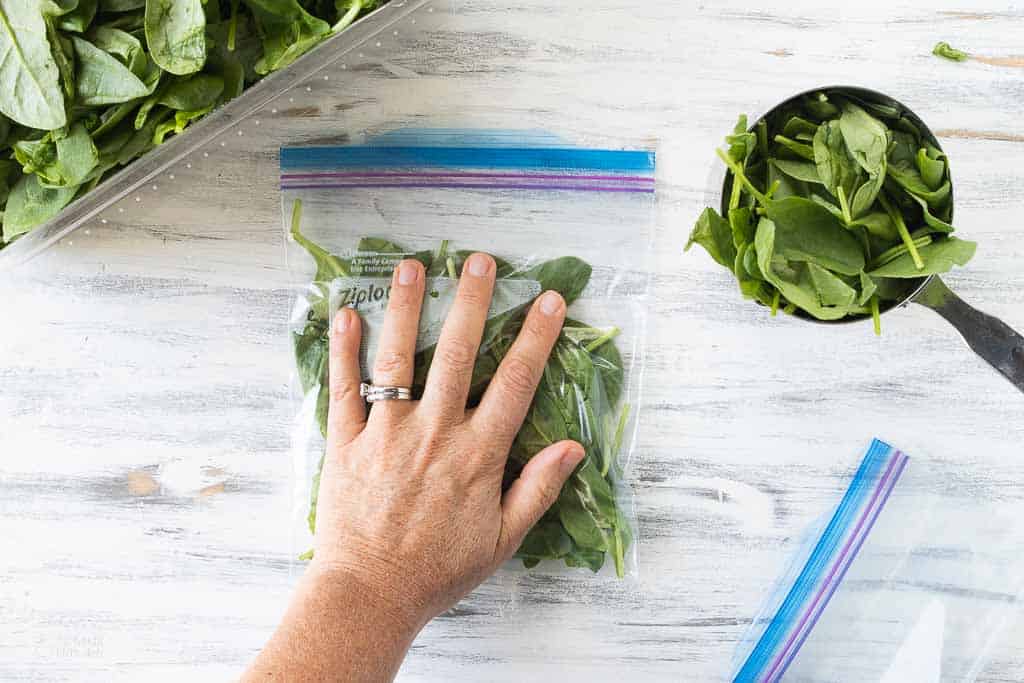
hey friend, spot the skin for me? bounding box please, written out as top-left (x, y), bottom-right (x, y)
top-left (243, 253), bottom-right (585, 682)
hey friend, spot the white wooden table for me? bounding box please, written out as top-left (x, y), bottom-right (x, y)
top-left (2, 1), bottom-right (1024, 680)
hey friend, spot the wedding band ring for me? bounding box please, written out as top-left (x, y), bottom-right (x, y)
top-left (360, 383), bottom-right (413, 403)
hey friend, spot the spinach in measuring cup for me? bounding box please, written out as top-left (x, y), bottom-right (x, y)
top-left (687, 90), bottom-right (976, 333)
top-left (289, 200), bottom-right (633, 577)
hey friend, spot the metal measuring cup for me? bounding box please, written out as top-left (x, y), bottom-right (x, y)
top-left (722, 86), bottom-right (1024, 393)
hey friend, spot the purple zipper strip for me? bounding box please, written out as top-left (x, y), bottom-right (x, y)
top-left (280, 171), bottom-right (655, 182)
top-left (763, 451), bottom-right (906, 683)
top-left (771, 453), bottom-right (908, 683)
top-left (279, 182), bottom-right (655, 193)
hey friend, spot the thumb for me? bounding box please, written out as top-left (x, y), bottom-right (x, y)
top-left (496, 441), bottom-right (585, 562)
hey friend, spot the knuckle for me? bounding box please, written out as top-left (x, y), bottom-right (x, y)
top-left (329, 380), bottom-right (358, 404)
top-left (524, 312), bottom-right (554, 341)
top-left (537, 476), bottom-right (563, 505)
top-left (437, 337), bottom-right (478, 372)
top-left (500, 356), bottom-right (538, 401)
top-left (374, 349), bottom-right (413, 377)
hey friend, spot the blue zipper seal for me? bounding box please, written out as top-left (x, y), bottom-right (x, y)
top-left (734, 439), bottom-right (895, 682)
top-left (280, 146), bottom-right (656, 174)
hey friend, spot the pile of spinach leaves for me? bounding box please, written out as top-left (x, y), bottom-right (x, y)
top-left (289, 200), bottom-right (633, 577)
top-left (687, 90), bottom-right (976, 333)
top-left (0, 0), bottom-right (382, 247)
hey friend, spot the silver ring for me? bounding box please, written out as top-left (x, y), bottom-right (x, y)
top-left (360, 382), bottom-right (413, 403)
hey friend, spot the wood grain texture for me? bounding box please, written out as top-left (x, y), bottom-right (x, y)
top-left (2, 0), bottom-right (1024, 681)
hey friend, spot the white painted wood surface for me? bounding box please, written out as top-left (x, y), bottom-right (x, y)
top-left (3, 1), bottom-right (1024, 680)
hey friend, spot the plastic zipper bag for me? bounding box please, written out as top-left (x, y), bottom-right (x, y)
top-left (734, 439), bottom-right (1024, 682)
top-left (280, 133), bottom-right (655, 578)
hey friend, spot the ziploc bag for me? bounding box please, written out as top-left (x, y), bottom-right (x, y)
top-left (280, 135), bottom-right (655, 577)
top-left (734, 439), bottom-right (1024, 682)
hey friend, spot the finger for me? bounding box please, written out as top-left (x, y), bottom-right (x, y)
top-left (371, 259), bottom-right (425, 392)
top-left (327, 308), bottom-right (366, 446)
top-left (471, 291), bottom-right (566, 445)
top-left (421, 253), bottom-right (495, 415)
top-left (496, 441), bottom-right (585, 562)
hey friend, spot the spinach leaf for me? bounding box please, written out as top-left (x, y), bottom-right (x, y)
top-left (90, 100), bottom-right (136, 136)
top-left (159, 74), bottom-right (224, 110)
top-left (72, 35), bottom-right (150, 104)
top-left (765, 197), bottom-right (865, 275)
top-left (839, 102), bottom-right (887, 175)
top-left (0, 0), bottom-right (68, 130)
top-left (101, 0), bottom-right (145, 10)
top-left (812, 119), bottom-right (859, 202)
top-left (57, 0), bottom-right (96, 32)
top-left (771, 158), bottom-right (821, 185)
top-left (933, 41), bottom-right (968, 62)
top-left (90, 26), bottom-right (146, 73)
top-left (2, 172), bottom-right (77, 242)
top-left (686, 207), bottom-right (736, 269)
top-left (145, 0), bottom-right (205, 75)
top-left (916, 147), bottom-right (945, 190)
top-left (516, 520), bottom-right (573, 568)
top-left (13, 121), bottom-right (97, 187)
top-left (243, 0), bottom-right (330, 75)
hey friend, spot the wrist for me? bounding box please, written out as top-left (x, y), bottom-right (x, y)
top-left (302, 558), bottom-right (427, 639)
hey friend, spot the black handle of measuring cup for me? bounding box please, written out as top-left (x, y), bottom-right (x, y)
top-left (912, 277), bottom-right (1024, 393)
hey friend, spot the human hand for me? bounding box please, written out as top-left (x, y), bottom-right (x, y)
top-left (244, 258), bottom-right (585, 682)
top-left (313, 252), bottom-right (584, 625)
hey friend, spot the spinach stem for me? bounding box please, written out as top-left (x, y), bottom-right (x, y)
top-left (445, 256), bottom-right (457, 279)
top-left (870, 235), bottom-right (932, 270)
top-left (228, 0), bottom-right (239, 51)
top-left (766, 179), bottom-right (780, 200)
top-left (332, 0), bottom-right (363, 32)
top-left (729, 171), bottom-right (743, 210)
top-left (870, 295), bottom-right (881, 336)
top-left (585, 327), bottom-right (621, 353)
top-left (773, 134), bottom-right (815, 161)
top-left (612, 404), bottom-right (631, 460)
top-left (879, 193), bottom-right (924, 269)
top-left (836, 185), bottom-right (853, 225)
top-left (770, 289), bottom-right (780, 316)
top-left (613, 524), bottom-right (626, 579)
top-left (436, 239), bottom-right (449, 273)
top-left (716, 148), bottom-right (767, 207)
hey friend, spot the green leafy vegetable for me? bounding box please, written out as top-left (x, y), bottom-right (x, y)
top-left (290, 203), bottom-right (632, 577)
top-left (2, 172), bottom-right (77, 242)
top-left (13, 121), bottom-right (98, 186)
top-left (57, 0), bottom-right (97, 32)
top-left (0, 0), bottom-right (67, 130)
top-left (0, 0), bottom-right (385, 248)
top-left (144, 0), bottom-right (205, 75)
top-left (688, 90), bottom-right (976, 333)
top-left (933, 41), bottom-right (968, 62)
top-left (71, 35), bottom-right (150, 104)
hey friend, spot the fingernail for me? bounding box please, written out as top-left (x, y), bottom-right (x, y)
top-left (466, 253), bottom-right (493, 277)
top-left (335, 308), bottom-right (351, 333)
top-left (397, 260), bottom-right (420, 286)
top-left (559, 445), bottom-right (585, 477)
top-left (539, 291), bottom-right (564, 316)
